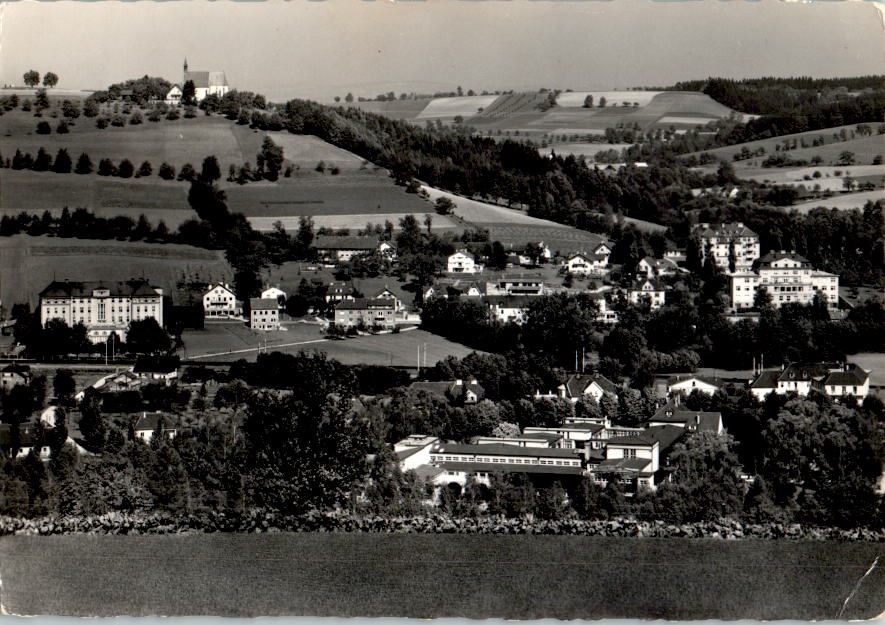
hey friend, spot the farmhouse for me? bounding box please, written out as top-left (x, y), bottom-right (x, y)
top-left (180, 59), bottom-right (229, 102)
top-left (564, 250), bottom-right (609, 276)
top-left (730, 251), bottom-right (839, 311)
top-left (666, 374), bottom-right (723, 397)
top-left (749, 362), bottom-right (870, 400)
top-left (249, 298), bottom-right (280, 331)
top-left (260, 287), bottom-right (287, 304)
top-left (486, 295), bottom-right (533, 324)
top-left (203, 283), bottom-right (239, 318)
top-left (485, 272), bottom-right (545, 297)
top-left (693, 222), bottom-right (760, 271)
top-left (0, 364), bottom-right (31, 390)
top-left (313, 236), bottom-right (395, 263)
top-left (447, 250), bottom-right (480, 274)
top-left (536, 373), bottom-right (619, 404)
top-left (134, 412), bottom-right (177, 443)
top-left (626, 279), bottom-right (668, 310)
top-left (334, 298), bottom-right (396, 329)
top-left (39, 279), bottom-right (164, 344)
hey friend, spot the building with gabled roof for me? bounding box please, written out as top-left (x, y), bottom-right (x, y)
top-left (537, 373), bottom-right (619, 404)
top-left (626, 278), bottom-right (668, 310)
top-left (334, 298), bottom-right (396, 328)
top-left (665, 374), bottom-right (723, 397)
top-left (40, 279), bottom-right (164, 343)
top-left (249, 298), bottom-right (280, 331)
top-left (730, 250), bottom-right (839, 311)
top-left (447, 250), bottom-right (480, 274)
top-left (313, 236), bottom-right (394, 263)
top-left (180, 59), bottom-right (229, 102)
top-left (485, 272), bottom-right (545, 297)
top-left (0, 364), bottom-right (31, 390)
top-left (134, 412), bottom-right (177, 442)
top-left (693, 222), bottom-right (760, 271)
top-left (486, 295), bottom-right (534, 325)
top-left (648, 402), bottom-right (724, 435)
top-left (749, 362), bottom-right (870, 400)
top-left (408, 379), bottom-right (485, 405)
top-left (203, 282), bottom-right (239, 318)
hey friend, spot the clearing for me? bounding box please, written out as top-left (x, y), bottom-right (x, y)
top-left (789, 190), bottom-right (883, 213)
top-left (0, 533), bottom-right (880, 619)
top-left (0, 234), bottom-right (229, 307)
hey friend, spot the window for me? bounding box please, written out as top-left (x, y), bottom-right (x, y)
top-left (624, 449), bottom-right (637, 459)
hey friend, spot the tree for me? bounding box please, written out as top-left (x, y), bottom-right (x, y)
top-left (32, 148), bottom-right (52, 171)
top-left (158, 162), bottom-right (176, 180)
top-left (56, 120), bottom-right (70, 134)
top-left (583, 95), bottom-right (594, 108)
top-left (200, 155), bottom-right (221, 183)
top-left (138, 161), bottom-right (153, 177)
top-left (181, 80), bottom-right (196, 106)
top-left (23, 70), bottom-right (40, 88)
top-left (34, 89), bottom-right (49, 111)
top-left (117, 159), bottom-right (135, 178)
top-left (345, 93), bottom-right (354, 103)
top-left (836, 151), bottom-right (855, 166)
top-left (126, 318), bottom-right (171, 354)
top-left (74, 153), bottom-right (93, 175)
top-left (753, 285), bottom-right (773, 310)
top-left (598, 96), bottom-right (607, 108)
top-left (256, 137), bottom-right (284, 181)
top-left (177, 163), bottom-right (197, 182)
top-left (35, 121), bottom-right (51, 135)
top-left (53, 369), bottom-right (76, 405)
top-left (61, 100), bottom-right (80, 119)
top-left (51, 149), bottom-right (72, 173)
top-left (129, 110), bottom-right (143, 125)
top-left (434, 197), bottom-right (456, 215)
top-left (42, 72), bottom-right (59, 89)
top-left (97, 158), bottom-right (117, 176)
top-left (78, 391), bottom-right (106, 452)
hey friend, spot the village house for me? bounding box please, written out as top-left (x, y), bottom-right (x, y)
top-left (334, 298), bottom-right (396, 329)
top-left (326, 281), bottom-right (356, 304)
top-left (637, 257), bottom-right (681, 279)
top-left (249, 298), bottom-right (280, 331)
top-left (40, 279), bottom-right (164, 344)
top-left (371, 285), bottom-right (409, 312)
top-left (408, 379), bottom-right (486, 405)
top-left (101, 370), bottom-right (142, 393)
top-left (486, 295), bottom-right (533, 324)
top-left (587, 292), bottom-right (619, 325)
top-left (164, 84), bottom-right (183, 104)
top-left (485, 272), bottom-right (545, 297)
top-left (535, 373), bottom-right (619, 404)
top-left (425, 279), bottom-right (485, 300)
top-left (515, 241), bottom-right (553, 266)
top-left (665, 374), bottom-right (723, 397)
top-left (260, 287), bottom-right (287, 305)
top-left (647, 402), bottom-right (725, 435)
top-left (626, 279), bottom-right (668, 310)
top-left (750, 362), bottom-right (871, 400)
top-left (730, 251), bottom-right (839, 311)
top-left (313, 236), bottom-right (396, 263)
top-left (564, 248), bottom-right (610, 276)
top-left (693, 222), bottom-right (760, 271)
top-left (447, 250), bottom-right (480, 274)
top-left (133, 356), bottom-right (179, 385)
top-left (0, 426), bottom-right (51, 461)
top-left (203, 283), bottom-right (239, 318)
top-left (133, 412), bottom-right (178, 443)
top-left (0, 364), bottom-right (31, 390)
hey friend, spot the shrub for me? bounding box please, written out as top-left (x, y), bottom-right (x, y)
top-left (118, 159), bottom-right (134, 178)
top-left (166, 109), bottom-right (180, 121)
top-left (158, 162), bottom-right (176, 180)
top-left (129, 110), bottom-right (143, 125)
top-left (110, 114), bottom-right (126, 127)
top-left (35, 121), bottom-right (51, 134)
top-left (56, 120), bottom-right (70, 134)
top-left (52, 149), bottom-right (72, 174)
top-left (138, 161), bottom-right (153, 177)
top-left (75, 153), bottom-right (93, 175)
top-left (97, 158), bottom-right (117, 177)
top-left (95, 117), bottom-right (109, 129)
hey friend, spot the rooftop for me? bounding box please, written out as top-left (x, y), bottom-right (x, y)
top-left (314, 235), bottom-right (381, 251)
top-left (249, 298), bottom-right (279, 311)
top-left (435, 461), bottom-right (584, 477)
top-left (41, 279), bottom-right (160, 298)
top-left (435, 443), bottom-right (581, 459)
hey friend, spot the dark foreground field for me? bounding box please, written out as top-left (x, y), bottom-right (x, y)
top-left (0, 533), bottom-right (881, 618)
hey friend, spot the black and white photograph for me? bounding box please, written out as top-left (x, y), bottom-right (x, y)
top-left (0, 0), bottom-right (882, 619)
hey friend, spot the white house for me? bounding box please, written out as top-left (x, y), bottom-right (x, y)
top-left (564, 248), bottom-right (609, 275)
top-left (627, 279), bottom-right (667, 310)
top-left (485, 273), bottom-right (544, 297)
top-left (587, 293), bottom-right (618, 324)
top-left (666, 374), bottom-right (722, 397)
top-left (730, 251), bottom-right (839, 311)
top-left (249, 298), bottom-right (280, 331)
top-left (536, 373), bottom-right (619, 404)
top-left (448, 250), bottom-right (479, 274)
top-left (203, 283), bottom-right (239, 318)
top-left (637, 257), bottom-right (681, 279)
top-left (486, 296), bottom-right (532, 324)
top-left (39, 279), bottom-right (164, 344)
top-left (260, 287), bottom-right (287, 305)
top-left (750, 363), bottom-right (870, 400)
top-left (164, 84), bottom-right (183, 104)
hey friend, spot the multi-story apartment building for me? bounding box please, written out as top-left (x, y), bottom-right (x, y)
top-left (39, 279), bottom-right (163, 343)
top-left (694, 222), bottom-right (760, 271)
top-left (334, 298), bottom-right (396, 328)
top-left (730, 251), bottom-right (839, 310)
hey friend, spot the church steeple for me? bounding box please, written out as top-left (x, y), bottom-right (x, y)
top-left (183, 58), bottom-right (188, 74)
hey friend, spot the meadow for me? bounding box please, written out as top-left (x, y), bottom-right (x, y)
top-left (182, 323), bottom-right (476, 367)
top-left (0, 235), bottom-right (229, 307)
top-left (789, 189), bottom-right (883, 213)
top-left (0, 533), bottom-right (881, 618)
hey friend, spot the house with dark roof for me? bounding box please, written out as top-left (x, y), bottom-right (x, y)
top-left (693, 222), bottom-right (760, 271)
top-left (314, 236), bottom-right (395, 263)
top-left (648, 402), bottom-right (724, 434)
top-left (133, 355), bottom-right (180, 385)
top-left (564, 250), bottom-right (610, 276)
top-left (134, 412), bottom-right (177, 442)
top-left (626, 278), bottom-right (668, 310)
top-left (176, 59), bottom-right (229, 102)
top-left (394, 435), bottom-right (440, 472)
top-left (486, 295), bottom-right (534, 325)
top-left (485, 272), bottom-right (545, 297)
top-left (0, 364), bottom-right (31, 390)
top-left (665, 374), bottom-right (723, 397)
top-left (40, 279), bottom-right (164, 343)
top-left (408, 379), bottom-right (486, 405)
top-left (535, 373), bottom-right (619, 404)
top-left (334, 298), bottom-right (396, 329)
top-left (590, 425), bottom-right (686, 492)
top-left (730, 250), bottom-right (839, 311)
top-left (750, 363), bottom-right (871, 400)
top-left (249, 298), bottom-right (280, 331)
top-left (472, 431), bottom-right (564, 449)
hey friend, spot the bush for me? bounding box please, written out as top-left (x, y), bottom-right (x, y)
top-left (97, 158), bottom-right (117, 177)
top-left (52, 149), bottom-right (72, 174)
top-left (56, 120), bottom-right (70, 134)
top-left (118, 159), bottom-right (135, 178)
top-left (166, 109), bottom-right (180, 121)
top-left (129, 111), bottom-right (143, 125)
top-left (35, 121), bottom-right (51, 135)
top-left (110, 114), bottom-right (126, 127)
top-left (95, 117), bottom-right (109, 129)
top-left (138, 161), bottom-right (153, 177)
top-left (75, 153), bottom-right (93, 175)
top-left (158, 162), bottom-right (176, 180)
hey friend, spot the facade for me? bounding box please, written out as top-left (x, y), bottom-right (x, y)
top-left (447, 250), bottom-right (479, 274)
top-left (313, 236), bottom-right (394, 263)
top-left (589, 426), bottom-right (685, 492)
top-left (0, 364), bottom-right (31, 390)
top-left (203, 283), bottom-right (239, 318)
top-left (40, 279), bottom-right (164, 343)
top-left (536, 373), bottom-right (619, 404)
top-left (694, 222), bottom-right (760, 271)
top-left (750, 363), bottom-right (870, 400)
top-left (181, 59), bottom-right (229, 101)
top-left (427, 443), bottom-right (584, 487)
top-left (666, 374), bottom-right (722, 397)
top-left (627, 279), bottom-right (667, 310)
top-left (637, 257), bottom-right (680, 279)
top-left (394, 435), bottom-right (440, 472)
top-left (164, 84), bottom-right (182, 104)
top-left (326, 281), bottom-right (356, 304)
top-left (372, 286), bottom-right (407, 312)
top-left (485, 273), bottom-right (544, 297)
top-left (249, 298), bottom-right (280, 331)
top-left (486, 296), bottom-right (533, 325)
top-left (260, 287), bottom-right (287, 303)
top-left (564, 251), bottom-right (609, 276)
top-left (334, 298), bottom-right (396, 328)
top-left (730, 251), bottom-right (839, 311)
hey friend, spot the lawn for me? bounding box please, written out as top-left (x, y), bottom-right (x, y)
top-left (789, 190), bottom-right (883, 213)
top-left (182, 324), bottom-right (477, 367)
top-left (0, 533), bottom-right (881, 619)
top-left (0, 234), bottom-right (229, 307)
top-left (539, 143), bottom-right (634, 159)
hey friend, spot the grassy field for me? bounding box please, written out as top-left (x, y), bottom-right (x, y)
top-left (789, 190), bottom-right (883, 213)
top-left (848, 352), bottom-right (885, 386)
top-left (0, 533), bottom-right (881, 618)
top-left (539, 143), bottom-right (634, 159)
top-left (414, 95), bottom-right (499, 121)
top-left (0, 235), bottom-right (229, 307)
top-left (555, 90), bottom-right (662, 108)
top-left (182, 323), bottom-right (477, 367)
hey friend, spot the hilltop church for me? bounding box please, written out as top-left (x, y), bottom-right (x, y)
top-left (166, 59), bottom-right (229, 104)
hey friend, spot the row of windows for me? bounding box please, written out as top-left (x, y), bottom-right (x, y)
top-left (433, 454), bottom-right (578, 466)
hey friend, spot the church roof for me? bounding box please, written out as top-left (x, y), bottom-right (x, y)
top-left (184, 70), bottom-right (228, 89)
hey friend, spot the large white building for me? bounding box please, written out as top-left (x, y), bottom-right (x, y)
top-left (39, 280), bottom-right (164, 344)
top-left (447, 250), bottom-right (479, 274)
top-left (730, 251), bottom-right (839, 310)
top-left (203, 283), bottom-right (239, 318)
top-left (694, 222), bottom-right (760, 271)
top-left (176, 59), bottom-right (229, 102)
top-left (749, 363), bottom-right (870, 400)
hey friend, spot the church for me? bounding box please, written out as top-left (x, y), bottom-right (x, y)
top-left (165, 59), bottom-right (229, 104)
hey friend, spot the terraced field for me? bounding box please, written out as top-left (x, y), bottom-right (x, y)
top-left (414, 95), bottom-right (499, 121)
